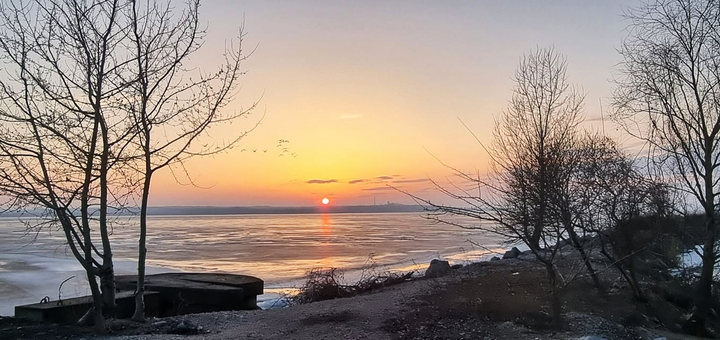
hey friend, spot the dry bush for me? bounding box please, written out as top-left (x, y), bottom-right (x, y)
top-left (290, 267), bottom-right (414, 305)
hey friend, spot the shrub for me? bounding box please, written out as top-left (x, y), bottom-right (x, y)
top-left (290, 267), bottom-right (414, 305)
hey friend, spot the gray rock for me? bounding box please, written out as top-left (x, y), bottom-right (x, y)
top-left (502, 247), bottom-right (521, 259)
top-left (517, 250), bottom-right (537, 261)
top-left (168, 320), bottom-right (202, 335)
top-left (634, 327), bottom-right (670, 340)
top-left (424, 259), bottom-right (451, 278)
top-left (450, 264), bottom-right (463, 269)
top-left (570, 336), bottom-right (607, 340)
top-left (556, 238), bottom-right (571, 249)
top-left (490, 256), bottom-right (501, 261)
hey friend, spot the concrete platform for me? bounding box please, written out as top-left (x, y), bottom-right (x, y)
top-left (115, 273), bottom-right (264, 316)
top-left (14, 290), bottom-right (160, 324)
top-left (14, 273), bottom-right (264, 324)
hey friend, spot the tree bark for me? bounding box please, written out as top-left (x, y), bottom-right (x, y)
top-left (683, 216), bottom-right (716, 335)
top-left (546, 263), bottom-right (563, 330)
top-left (132, 168), bottom-right (152, 322)
top-left (568, 229), bottom-right (604, 294)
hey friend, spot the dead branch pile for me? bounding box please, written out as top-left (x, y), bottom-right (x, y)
top-left (291, 268), bottom-right (414, 305)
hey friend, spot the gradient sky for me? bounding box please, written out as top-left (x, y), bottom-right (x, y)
top-left (148, 0), bottom-right (640, 207)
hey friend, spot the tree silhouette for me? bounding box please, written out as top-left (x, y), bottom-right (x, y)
top-left (0, 0), bottom-right (259, 329)
top-left (126, 0), bottom-right (259, 321)
top-left (613, 0), bottom-right (720, 333)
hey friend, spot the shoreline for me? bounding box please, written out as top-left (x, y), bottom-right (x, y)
top-left (0, 245), bottom-right (507, 316)
top-left (2, 255), bottom-right (704, 340)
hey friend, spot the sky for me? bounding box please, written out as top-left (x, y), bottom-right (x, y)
top-left (148, 0), bottom-right (641, 207)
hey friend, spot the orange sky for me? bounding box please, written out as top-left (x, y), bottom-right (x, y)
top-left (148, 0), bottom-right (638, 206)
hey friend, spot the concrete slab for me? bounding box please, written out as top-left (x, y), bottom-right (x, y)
top-left (14, 290), bottom-right (160, 324)
top-left (115, 273), bottom-right (264, 316)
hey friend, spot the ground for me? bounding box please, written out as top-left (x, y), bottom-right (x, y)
top-left (0, 258), bottom-right (715, 339)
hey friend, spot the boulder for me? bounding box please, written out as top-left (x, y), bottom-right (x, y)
top-left (517, 250), bottom-right (537, 261)
top-left (167, 320), bottom-right (202, 335)
top-left (490, 256), bottom-right (501, 261)
top-left (424, 259), bottom-right (451, 278)
top-left (556, 239), bottom-right (571, 249)
top-left (502, 247), bottom-right (521, 259)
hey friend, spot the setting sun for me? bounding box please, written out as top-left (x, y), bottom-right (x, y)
top-left (322, 198), bottom-right (330, 205)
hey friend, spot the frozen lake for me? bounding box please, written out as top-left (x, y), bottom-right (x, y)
top-left (0, 212), bottom-right (504, 315)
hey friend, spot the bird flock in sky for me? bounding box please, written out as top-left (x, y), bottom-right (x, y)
top-left (239, 139), bottom-right (297, 157)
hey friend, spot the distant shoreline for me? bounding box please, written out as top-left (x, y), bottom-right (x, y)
top-left (146, 204), bottom-right (425, 216)
top-left (0, 204), bottom-right (426, 218)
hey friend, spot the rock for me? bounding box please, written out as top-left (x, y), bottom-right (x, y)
top-left (517, 250), bottom-right (537, 261)
top-left (152, 320), bottom-right (168, 327)
top-left (424, 259), bottom-right (451, 278)
top-left (168, 320), bottom-right (201, 335)
top-left (556, 239), bottom-right (571, 249)
top-left (450, 264), bottom-right (463, 270)
top-left (490, 256), bottom-right (501, 261)
top-left (502, 247), bottom-right (521, 259)
top-left (557, 235), bottom-right (596, 250)
top-left (570, 336), bottom-right (607, 340)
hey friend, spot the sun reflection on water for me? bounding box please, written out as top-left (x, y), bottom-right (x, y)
top-left (320, 213), bottom-right (331, 237)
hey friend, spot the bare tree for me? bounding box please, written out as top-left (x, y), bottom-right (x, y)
top-left (0, 0), bottom-right (259, 329)
top-left (492, 47), bottom-right (585, 252)
top-left (613, 0), bottom-right (720, 333)
top-left (414, 47), bottom-right (586, 329)
top-left (125, 0), bottom-right (259, 321)
top-left (573, 133), bottom-right (675, 301)
top-left (0, 0), bottom-right (133, 331)
top-left (550, 132), bottom-right (607, 294)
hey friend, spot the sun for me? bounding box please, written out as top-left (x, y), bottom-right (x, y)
top-left (322, 198), bottom-right (330, 205)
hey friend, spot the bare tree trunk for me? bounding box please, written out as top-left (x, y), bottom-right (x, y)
top-left (99, 132), bottom-right (116, 317)
top-left (80, 235), bottom-right (105, 332)
top-left (568, 229), bottom-right (604, 294)
top-left (684, 216), bottom-right (716, 334)
top-left (95, 1), bottom-right (119, 317)
top-left (80, 115), bottom-right (106, 331)
top-left (599, 233), bottom-right (646, 300)
top-left (683, 146), bottom-right (718, 335)
top-left (546, 263), bottom-right (562, 330)
top-left (530, 225), bottom-right (542, 251)
top-left (100, 268), bottom-right (115, 317)
top-left (132, 168), bottom-right (152, 322)
top-left (599, 244), bottom-right (645, 301)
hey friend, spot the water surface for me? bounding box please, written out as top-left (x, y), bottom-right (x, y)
top-left (0, 212), bottom-right (503, 315)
